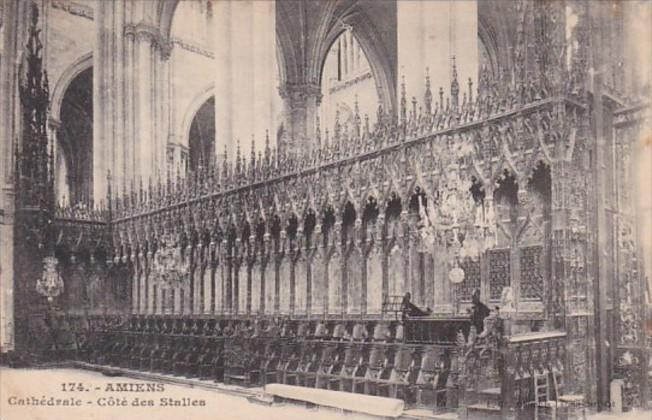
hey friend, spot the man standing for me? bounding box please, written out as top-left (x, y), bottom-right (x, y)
top-left (470, 289), bottom-right (490, 334)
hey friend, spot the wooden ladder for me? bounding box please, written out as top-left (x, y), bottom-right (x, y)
top-left (533, 371), bottom-right (550, 406)
top-left (551, 369), bottom-right (563, 405)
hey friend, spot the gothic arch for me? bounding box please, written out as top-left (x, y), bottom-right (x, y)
top-left (312, 8), bottom-right (396, 115)
top-left (56, 66), bottom-right (94, 204)
top-left (50, 52), bottom-right (93, 121)
top-left (478, 1), bottom-right (515, 78)
top-left (180, 85), bottom-right (215, 149)
top-left (478, 19), bottom-right (500, 78)
top-left (158, 0), bottom-right (181, 40)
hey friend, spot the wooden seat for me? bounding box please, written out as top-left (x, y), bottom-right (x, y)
top-left (334, 344), bottom-right (365, 392)
top-left (557, 395), bottom-right (586, 420)
top-left (133, 334), bottom-right (152, 370)
top-left (352, 323), bottom-right (369, 342)
top-left (280, 342), bottom-right (303, 385)
top-left (376, 345), bottom-right (416, 401)
top-left (224, 336), bottom-right (250, 385)
top-left (413, 346), bottom-right (450, 408)
top-left (550, 367), bottom-right (586, 419)
top-left (310, 343), bottom-right (337, 388)
top-left (372, 323), bottom-right (391, 342)
top-left (316, 344), bottom-right (345, 389)
top-left (247, 338), bottom-right (275, 385)
top-left (360, 345), bottom-right (390, 394)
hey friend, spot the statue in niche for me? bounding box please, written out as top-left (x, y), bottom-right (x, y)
top-left (37, 256), bottom-right (64, 303)
top-left (500, 286), bottom-right (516, 314)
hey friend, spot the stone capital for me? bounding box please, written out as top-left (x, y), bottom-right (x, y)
top-left (278, 83), bottom-right (323, 106)
top-left (156, 38), bottom-right (174, 61)
top-left (132, 23), bottom-right (160, 43)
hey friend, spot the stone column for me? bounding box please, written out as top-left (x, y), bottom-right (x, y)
top-left (133, 24), bottom-right (158, 182)
top-left (213, 0), bottom-right (233, 164)
top-left (93, 0), bottom-right (108, 201)
top-left (154, 39), bottom-right (172, 177)
top-left (124, 25), bottom-right (136, 184)
top-left (113, 1), bottom-right (125, 189)
top-left (214, 0), bottom-right (278, 163)
top-left (0, 0), bottom-right (28, 354)
top-left (47, 117), bottom-right (67, 204)
top-left (94, 0), bottom-right (141, 198)
top-left (278, 83), bottom-right (322, 156)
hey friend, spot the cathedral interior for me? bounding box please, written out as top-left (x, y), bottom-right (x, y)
top-left (0, 1), bottom-right (651, 419)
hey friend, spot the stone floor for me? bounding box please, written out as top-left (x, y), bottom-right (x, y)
top-left (1, 366), bottom-right (650, 420)
top-left (0, 367), bottom-right (360, 420)
top-left (588, 410), bottom-right (651, 420)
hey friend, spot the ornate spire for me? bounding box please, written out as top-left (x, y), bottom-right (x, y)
top-left (315, 116), bottom-right (321, 148)
top-left (264, 129), bottom-right (271, 165)
top-left (376, 102), bottom-right (384, 128)
top-left (222, 142), bottom-right (229, 179)
top-left (364, 114), bottom-right (370, 137)
top-left (353, 95), bottom-right (361, 138)
top-left (450, 55), bottom-right (459, 110)
top-left (400, 75), bottom-right (407, 124)
top-left (17, 3), bottom-right (53, 211)
top-left (235, 139), bottom-right (241, 174)
top-left (334, 109), bottom-right (341, 141)
top-left (106, 170), bottom-right (112, 216)
top-left (250, 135), bottom-right (256, 166)
top-left (411, 96), bottom-right (417, 121)
top-left (439, 87), bottom-right (444, 110)
top-left (468, 77), bottom-right (473, 104)
top-left (424, 67), bottom-right (432, 115)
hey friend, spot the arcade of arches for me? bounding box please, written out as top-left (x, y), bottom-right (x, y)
top-left (1, 1), bottom-right (651, 418)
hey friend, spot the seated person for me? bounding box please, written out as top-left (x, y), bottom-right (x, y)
top-left (401, 292), bottom-right (431, 320)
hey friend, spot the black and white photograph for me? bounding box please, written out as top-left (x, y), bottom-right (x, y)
top-left (0, 1), bottom-right (651, 419)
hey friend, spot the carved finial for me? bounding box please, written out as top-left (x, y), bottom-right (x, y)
top-left (147, 176), bottom-right (153, 203)
top-left (411, 96), bottom-right (417, 121)
top-left (400, 75), bottom-right (407, 123)
top-left (334, 109), bottom-right (341, 141)
top-left (377, 102), bottom-right (384, 125)
top-left (451, 55), bottom-right (459, 110)
top-left (468, 77), bottom-right (473, 103)
top-left (439, 87), bottom-right (444, 109)
top-left (316, 116), bottom-right (321, 147)
top-left (106, 170), bottom-right (113, 207)
top-left (424, 67), bottom-right (432, 115)
top-left (479, 64), bottom-right (489, 96)
top-left (166, 162), bottom-right (172, 193)
top-left (236, 138), bottom-right (241, 168)
top-left (354, 95), bottom-right (361, 138)
top-left (175, 161), bottom-right (181, 189)
top-left (251, 134), bottom-right (256, 164)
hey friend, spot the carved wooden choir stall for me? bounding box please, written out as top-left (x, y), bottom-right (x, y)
top-left (9, 1), bottom-right (650, 419)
